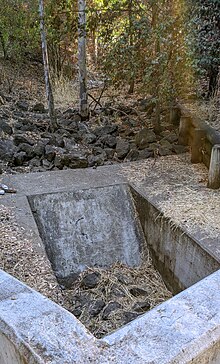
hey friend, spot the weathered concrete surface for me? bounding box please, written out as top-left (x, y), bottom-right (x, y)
top-left (1, 161), bottom-right (220, 362)
top-left (102, 267), bottom-right (220, 364)
top-left (131, 186), bottom-right (220, 293)
top-left (1, 268), bottom-right (220, 363)
top-left (29, 185), bottom-right (144, 279)
top-left (0, 270), bottom-right (101, 364)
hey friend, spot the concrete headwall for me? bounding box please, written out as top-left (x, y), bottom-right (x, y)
top-left (28, 184), bottom-right (145, 281)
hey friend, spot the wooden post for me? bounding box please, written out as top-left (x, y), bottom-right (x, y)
top-left (191, 128), bottom-right (206, 164)
top-left (178, 116), bottom-right (190, 145)
top-left (207, 144), bottom-right (220, 189)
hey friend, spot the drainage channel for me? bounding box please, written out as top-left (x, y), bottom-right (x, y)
top-left (28, 183), bottom-right (173, 337)
top-left (28, 182), bottom-right (220, 339)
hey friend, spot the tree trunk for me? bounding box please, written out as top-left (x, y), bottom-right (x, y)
top-left (0, 30), bottom-right (7, 59)
top-left (128, 0), bottom-right (135, 94)
top-left (78, 0), bottom-right (89, 120)
top-left (39, 0), bottom-right (57, 132)
top-left (151, 4), bottom-right (161, 133)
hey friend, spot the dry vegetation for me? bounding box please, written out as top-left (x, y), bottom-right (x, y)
top-left (0, 201), bottom-right (171, 338)
top-left (122, 153), bottom-right (220, 240)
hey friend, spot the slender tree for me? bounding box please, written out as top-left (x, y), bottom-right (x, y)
top-left (78, 0), bottom-right (89, 120)
top-left (39, 0), bottom-right (57, 131)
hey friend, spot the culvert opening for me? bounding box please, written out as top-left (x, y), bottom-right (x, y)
top-left (28, 183), bottom-right (173, 337)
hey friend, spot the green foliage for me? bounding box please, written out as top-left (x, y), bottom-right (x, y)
top-left (0, 0), bottom-right (39, 61)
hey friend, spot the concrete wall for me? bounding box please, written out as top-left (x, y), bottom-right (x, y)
top-left (179, 105), bottom-right (220, 168)
top-left (0, 333), bottom-right (28, 364)
top-left (1, 268), bottom-right (220, 363)
top-left (28, 184), bottom-right (145, 281)
top-left (131, 186), bottom-right (220, 293)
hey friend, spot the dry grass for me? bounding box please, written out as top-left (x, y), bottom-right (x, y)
top-left (0, 202), bottom-right (172, 338)
top-left (121, 154), bottom-right (220, 240)
top-left (61, 256), bottom-right (172, 338)
top-left (0, 204), bottom-right (64, 304)
top-left (53, 76), bottom-right (79, 110)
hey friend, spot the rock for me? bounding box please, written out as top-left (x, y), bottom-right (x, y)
top-left (102, 301), bottom-right (122, 320)
top-left (0, 189), bottom-right (5, 195)
top-left (93, 147), bottom-right (105, 155)
top-left (58, 118), bottom-right (73, 128)
top-left (160, 139), bottom-right (172, 149)
top-left (14, 134), bottom-right (34, 146)
top-left (13, 151), bottom-right (27, 166)
top-left (65, 151), bottom-right (88, 169)
top-left (132, 301), bottom-right (151, 313)
top-left (158, 146), bottom-right (172, 156)
top-left (135, 128), bottom-right (157, 149)
top-left (83, 133), bottom-right (97, 144)
top-left (161, 132), bottom-right (178, 143)
top-left (129, 287), bottom-right (149, 297)
top-left (99, 135), bottom-right (117, 148)
top-left (65, 121), bottom-right (79, 132)
top-left (33, 142), bottom-right (45, 156)
top-left (0, 140), bottom-right (17, 162)
top-left (73, 293), bottom-right (91, 308)
top-left (94, 125), bottom-right (118, 138)
top-left (104, 148), bottom-right (115, 159)
top-left (16, 100), bottom-right (29, 111)
top-left (82, 272), bottom-right (101, 289)
top-left (110, 284), bottom-right (126, 298)
top-left (138, 98), bottom-right (156, 114)
top-left (45, 145), bottom-right (56, 162)
top-left (57, 272), bottom-right (80, 289)
top-left (0, 120), bottom-right (13, 135)
top-left (125, 149), bottom-right (139, 161)
top-left (20, 124), bottom-right (37, 132)
top-left (116, 273), bottom-right (133, 285)
top-left (88, 153), bottom-right (106, 167)
top-left (72, 308), bottom-right (82, 318)
top-left (29, 158), bottom-right (41, 168)
top-left (63, 108), bottom-right (78, 116)
top-left (31, 102), bottom-right (46, 113)
top-left (172, 145), bottom-right (188, 154)
top-left (116, 139), bottom-right (130, 159)
top-left (89, 300), bottom-right (106, 317)
top-left (138, 148), bottom-right (153, 160)
top-left (42, 159), bottom-right (52, 168)
top-left (18, 143), bottom-right (35, 159)
top-left (123, 311), bottom-right (140, 324)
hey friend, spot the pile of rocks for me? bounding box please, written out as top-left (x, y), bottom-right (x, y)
top-left (0, 98), bottom-right (187, 174)
top-left (59, 263), bottom-right (172, 338)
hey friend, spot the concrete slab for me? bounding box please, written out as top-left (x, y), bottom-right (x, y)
top-left (29, 184), bottom-right (144, 280)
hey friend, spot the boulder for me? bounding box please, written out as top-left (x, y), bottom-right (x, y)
top-left (135, 128), bottom-right (157, 149)
top-left (0, 120), bottom-right (13, 135)
top-left (18, 143), bottom-right (35, 159)
top-left (14, 134), bottom-right (34, 146)
top-left (16, 100), bottom-right (29, 111)
top-left (31, 102), bottom-right (46, 113)
top-left (0, 140), bottom-right (17, 162)
top-left (13, 151), bottom-right (27, 166)
top-left (116, 139), bottom-right (130, 159)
